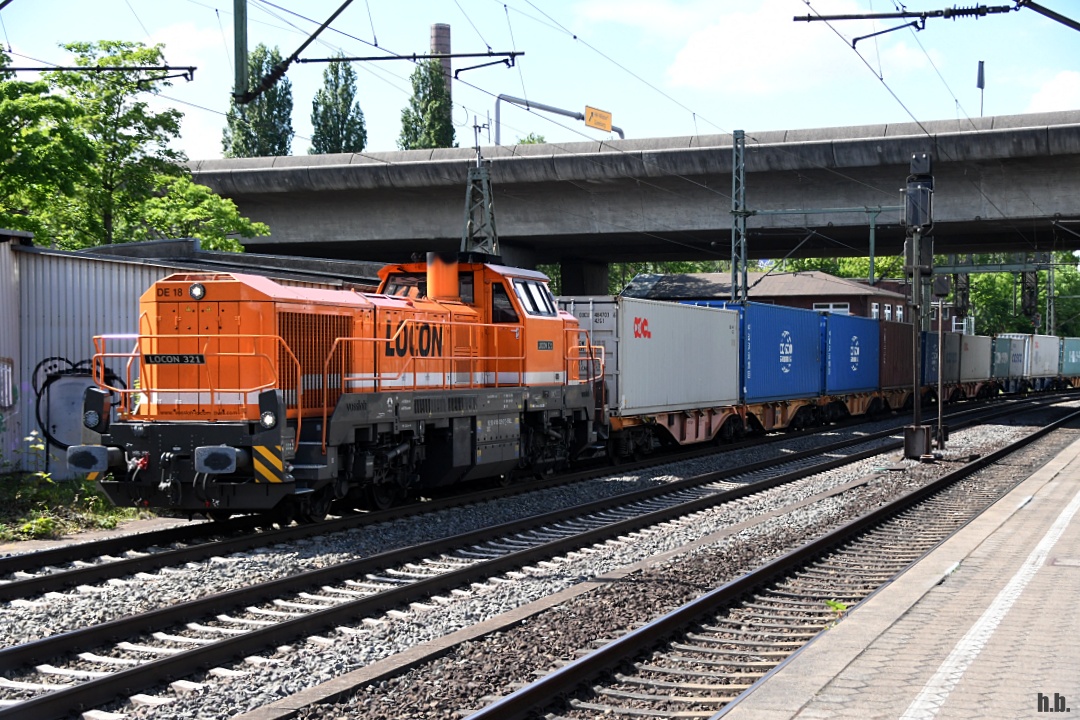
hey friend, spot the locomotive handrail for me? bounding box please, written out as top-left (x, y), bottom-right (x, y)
top-left (319, 317), bottom-right (529, 452)
top-left (564, 327), bottom-right (604, 384)
top-left (88, 333), bottom-right (304, 439)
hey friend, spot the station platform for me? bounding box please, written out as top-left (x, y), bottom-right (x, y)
top-left (720, 435), bottom-right (1080, 720)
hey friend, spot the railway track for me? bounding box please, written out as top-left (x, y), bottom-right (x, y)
top-left (466, 405), bottom-right (1080, 720)
top-left (0, 397), bottom-right (1068, 719)
top-left (0, 395), bottom-right (1055, 602)
top-left (0, 420), bottom-right (915, 718)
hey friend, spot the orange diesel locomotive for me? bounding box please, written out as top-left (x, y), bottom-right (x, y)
top-left (68, 255), bottom-right (600, 522)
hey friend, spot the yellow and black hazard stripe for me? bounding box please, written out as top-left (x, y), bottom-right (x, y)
top-left (87, 471), bottom-right (101, 482)
top-left (252, 445), bottom-right (284, 483)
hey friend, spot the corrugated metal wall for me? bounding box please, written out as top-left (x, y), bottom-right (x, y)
top-left (17, 252), bottom-right (176, 477)
top-left (0, 240), bottom-right (21, 468)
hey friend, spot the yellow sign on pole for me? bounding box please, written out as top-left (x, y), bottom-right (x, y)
top-left (585, 106), bottom-right (612, 132)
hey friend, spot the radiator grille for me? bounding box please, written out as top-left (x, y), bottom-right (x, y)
top-left (413, 395), bottom-right (478, 416)
top-left (278, 312), bottom-right (352, 410)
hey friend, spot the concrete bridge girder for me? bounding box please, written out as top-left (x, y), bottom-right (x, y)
top-left (191, 110), bottom-right (1080, 280)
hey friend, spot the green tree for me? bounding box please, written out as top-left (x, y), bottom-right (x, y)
top-left (609, 260), bottom-right (727, 294)
top-left (310, 55), bottom-right (366, 154)
top-left (398, 60), bottom-right (454, 150)
top-left (0, 51), bottom-right (94, 236)
top-left (133, 175), bottom-right (269, 251)
top-left (44, 41), bottom-right (184, 246)
top-left (517, 132), bottom-right (546, 144)
top-left (223, 44), bottom-right (294, 158)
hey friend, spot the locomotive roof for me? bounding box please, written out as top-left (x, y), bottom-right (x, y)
top-left (148, 271), bottom-right (373, 306)
top-left (378, 261), bottom-right (552, 282)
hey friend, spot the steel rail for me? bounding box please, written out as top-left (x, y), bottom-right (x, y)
top-left (0, 427), bottom-right (929, 718)
top-left (1, 393), bottom-right (1050, 591)
top-left (0, 401), bottom-right (838, 576)
top-left (464, 405), bottom-right (1080, 720)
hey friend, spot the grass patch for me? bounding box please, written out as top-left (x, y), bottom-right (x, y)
top-left (0, 431), bottom-right (147, 542)
top-left (0, 472), bottom-right (147, 542)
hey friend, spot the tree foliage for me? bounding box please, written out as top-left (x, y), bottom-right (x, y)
top-left (223, 44), bottom-right (294, 158)
top-left (517, 132), bottom-right (546, 144)
top-left (398, 60), bottom-right (454, 150)
top-left (763, 252), bottom-right (1080, 337)
top-left (44, 41), bottom-right (185, 246)
top-left (0, 51), bottom-right (94, 236)
top-left (134, 175), bottom-right (268, 251)
top-left (310, 55), bottom-right (366, 154)
top-left (1, 43), bottom-right (265, 250)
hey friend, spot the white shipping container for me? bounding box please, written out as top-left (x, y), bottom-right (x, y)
top-left (1032, 335), bottom-right (1062, 378)
top-left (558, 296), bottom-right (740, 415)
top-left (959, 335), bottom-right (992, 382)
top-left (998, 333), bottom-right (1061, 379)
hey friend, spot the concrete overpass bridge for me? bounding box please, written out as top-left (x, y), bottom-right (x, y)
top-left (192, 110), bottom-right (1080, 294)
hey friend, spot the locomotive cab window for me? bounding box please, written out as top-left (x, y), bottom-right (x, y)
top-left (383, 271), bottom-right (475, 303)
top-left (491, 283), bottom-right (520, 323)
top-left (512, 278), bottom-right (557, 317)
top-left (383, 273), bottom-right (425, 298)
top-left (458, 271), bottom-right (475, 304)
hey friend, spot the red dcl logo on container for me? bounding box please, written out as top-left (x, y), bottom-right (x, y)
top-left (633, 317), bottom-right (652, 338)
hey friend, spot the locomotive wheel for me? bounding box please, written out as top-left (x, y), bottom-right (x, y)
top-left (297, 488), bottom-right (333, 524)
top-left (367, 481), bottom-right (401, 511)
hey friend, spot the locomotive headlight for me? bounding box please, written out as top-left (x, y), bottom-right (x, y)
top-left (259, 410), bottom-right (277, 429)
top-left (189, 282), bottom-right (206, 300)
top-left (83, 410), bottom-right (100, 429)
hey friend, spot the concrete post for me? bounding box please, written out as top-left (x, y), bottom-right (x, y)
top-left (560, 261), bottom-right (610, 296)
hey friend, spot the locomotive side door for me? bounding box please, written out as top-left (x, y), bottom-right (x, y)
top-left (487, 281), bottom-right (523, 386)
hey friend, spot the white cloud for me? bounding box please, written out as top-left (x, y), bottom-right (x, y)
top-left (666, 0), bottom-right (879, 95)
top-left (574, 0), bottom-right (707, 41)
top-left (1026, 70), bottom-right (1080, 113)
top-left (143, 22), bottom-right (234, 160)
top-left (878, 41), bottom-right (937, 77)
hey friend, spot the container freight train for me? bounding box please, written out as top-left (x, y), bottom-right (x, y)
top-left (69, 262), bottom-right (1078, 523)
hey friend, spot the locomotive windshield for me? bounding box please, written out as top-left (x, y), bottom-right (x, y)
top-left (512, 278), bottom-right (558, 317)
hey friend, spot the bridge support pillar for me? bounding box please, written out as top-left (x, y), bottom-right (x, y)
top-left (560, 260), bottom-right (609, 295)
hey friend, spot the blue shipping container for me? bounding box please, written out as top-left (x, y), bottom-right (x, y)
top-left (681, 300), bottom-right (824, 402)
top-left (991, 337), bottom-right (1012, 378)
top-left (738, 303), bottom-right (823, 403)
top-left (823, 313), bottom-right (881, 394)
top-left (1061, 337), bottom-right (1080, 377)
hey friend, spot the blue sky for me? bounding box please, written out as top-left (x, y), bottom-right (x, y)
top-left (2, 0), bottom-right (1077, 159)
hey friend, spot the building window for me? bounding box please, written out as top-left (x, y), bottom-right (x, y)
top-left (812, 302), bottom-right (850, 315)
top-left (871, 302), bottom-right (880, 319)
top-left (896, 306), bottom-right (904, 322)
top-left (884, 304), bottom-right (892, 321)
